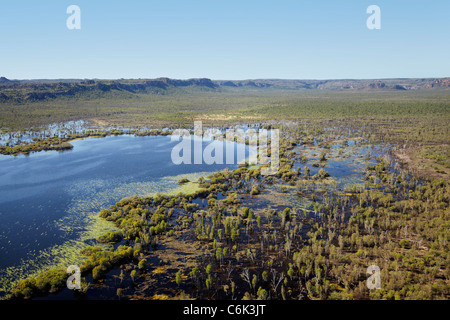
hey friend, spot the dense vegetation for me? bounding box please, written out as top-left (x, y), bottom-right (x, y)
top-left (8, 120), bottom-right (449, 300)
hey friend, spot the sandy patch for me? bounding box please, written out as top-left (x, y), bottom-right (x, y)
top-left (393, 147), bottom-right (449, 181)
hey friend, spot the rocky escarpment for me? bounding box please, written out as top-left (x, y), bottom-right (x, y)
top-left (0, 77), bottom-right (219, 103)
top-left (0, 77), bottom-right (448, 103)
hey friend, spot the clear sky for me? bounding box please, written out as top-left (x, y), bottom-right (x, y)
top-left (0, 0), bottom-right (449, 80)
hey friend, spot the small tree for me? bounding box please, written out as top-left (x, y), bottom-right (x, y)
top-left (176, 270), bottom-right (183, 287)
top-left (262, 270), bottom-right (269, 282)
top-left (250, 185), bottom-right (260, 195)
top-left (257, 287), bottom-right (268, 300)
top-left (318, 168), bottom-right (330, 179)
top-left (117, 288), bottom-right (123, 300)
top-left (205, 274), bottom-right (212, 290)
top-left (92, 266), bottom-right (104, 281)
top-left (271, 269), bottom-right (284, 295)
top-left (138, 258), bottom-right (147, 271)
top-left (178, 178), bottom-right (190, 185)
top-left (303, 166), bottom-right (310, 178)
top-left (287, 266), bottom-right (295, 279)
top-left (241, 268), bottom-right (252, 290)
top-left (119, 270), bottom-right (124, 284)
top-left (130, 270), bottom-right (137, 282)
top-left (216, 247), bottom-right (223, 266)
top-left (252, 274), bottom-right (258, 291)
top-left (190, 267), bottom-right (199, 280)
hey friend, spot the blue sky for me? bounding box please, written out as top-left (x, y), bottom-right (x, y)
top-left (0, 0), bottom-right (449, 80)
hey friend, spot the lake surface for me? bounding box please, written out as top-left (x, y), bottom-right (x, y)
top-left (0, 134), bottom-right (246, 295)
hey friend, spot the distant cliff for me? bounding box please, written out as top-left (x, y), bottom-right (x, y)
top-left (215, 78), bottom-right (450, 91)
top-left (0, 76), bottom-right (448, 103)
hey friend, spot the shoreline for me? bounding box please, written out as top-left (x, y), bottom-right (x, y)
top-left (0, 170), bottom-right (210, 300)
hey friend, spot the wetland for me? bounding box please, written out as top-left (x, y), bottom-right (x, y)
top-left (0, 82), bottom-right (448, 301)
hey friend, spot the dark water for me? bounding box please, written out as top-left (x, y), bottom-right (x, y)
top-left (0, 134), bottom-right (247, 294)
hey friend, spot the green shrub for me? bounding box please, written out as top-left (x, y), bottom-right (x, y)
top-left (178, 178), bottom-right (190, 185)
top-left (97, 231), bottom-right (123, 243)
top-left (138, 259), bottom-right (148, 270)
top-left (250, 185), bottom-right (260, 195)
top-left (13, 278), bottom-right (36, 299)
top-left (35, 269), bottom-right (68, 293)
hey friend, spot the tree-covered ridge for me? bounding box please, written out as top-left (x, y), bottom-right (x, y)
top-left (0, 78), bottom-right (219, 103)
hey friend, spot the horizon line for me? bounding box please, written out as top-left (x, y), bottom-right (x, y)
top-left (3, 76), bottom-right (450, 82)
